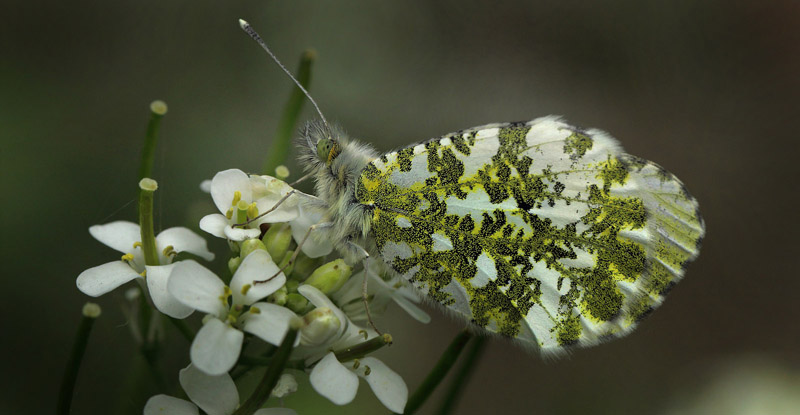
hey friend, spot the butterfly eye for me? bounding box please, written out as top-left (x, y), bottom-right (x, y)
top-left (316, 138), bottom-right (340, 164)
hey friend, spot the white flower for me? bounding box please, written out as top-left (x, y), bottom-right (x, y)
top-left (297, 285), bottom-right (408, 413)
top-left (332, 262), bottom-right (430, 325)
top-left (199, 169), bottom-right (299, 242)
top-left (167, 250), bottom-right (296, 375)
top-left (287, 204), bottom-right (334, 258)
top-left (76, 221), bottom-right (214, 318)
top-left (144, 364), bottom-right (297, 415)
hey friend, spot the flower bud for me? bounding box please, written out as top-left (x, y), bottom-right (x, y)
top-left (240, 238), bottom-right (267, 259)
top-left (274, 165), bottom-right (290, 180)
top-left (285, 279), bottom-right (299, 293)
top-left (271, 373), bottom-right (298, 398)
top-left (285, 293), bottom-right (309, 314)
top-left (290, 251), bottom-right (323, 281)
top-left (300, 307), bottom-right (341, 346)
top-left (262, 224), bottom-right (293, 264)
top-left (82, 302), bottom-right (102, 318)
top-left (228, 256), bottom-right (242, 274)
top-left (275, 250), bottom-right (294, 276)
top-left (268, 285), bottom-right (288, 306)
top-left (304, 259), bottom-right (352, 295)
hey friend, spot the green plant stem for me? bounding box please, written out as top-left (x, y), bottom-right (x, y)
top-left (403, 329), bottom-right (473, 415)
top-left (57, 306), bottom-right (99, 415)
top-left (436, 336), bottom-right (487, 415)
top-left (138, 179), bottom-right (160, 267)
top-left (262, 50), bottom-right (315, 176)
top-left (233, 327), bottom-right (299, 415)
top-left (138, 103), bottom-right (166, 181)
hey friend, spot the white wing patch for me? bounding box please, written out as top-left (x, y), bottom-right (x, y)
top-left (358, 117), bottom-right (704, 353)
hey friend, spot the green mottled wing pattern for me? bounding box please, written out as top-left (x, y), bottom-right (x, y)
top-left (355, 116), bottom-right (704, 352)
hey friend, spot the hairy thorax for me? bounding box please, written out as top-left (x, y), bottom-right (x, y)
top-left (298, 122), bottom-right (380, 263)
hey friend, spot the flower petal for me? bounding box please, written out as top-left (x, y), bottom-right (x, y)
top-left (156, 227), bottom-right (215, 262)
top-left (354, 357), bottom-right (408, 413)
top-left (210, 169), bottom-right (252, 214)
top-left (242, 302), bottom-right (298, 347)
top-left (290, 206), bottom-right (334, 258)
top-left (230, 250), bottom-right (286, 306)
top-left (309, 352), bottom-right (359, 405)
top-left (168, 261), bottom-right (227, 317)
top-left (143, 395), bottom-right (198, 415)
top-left (146, 264), bottom-right (194, 319)
top-left (223, 225), bottom-right (261, 242)
top-left (76, 261), bottom-right (140, 297)
top-left (179, 364), bottom-right (238, 415)
top-left (199, 214), bottom-right (228, 239)
top-left (190, 319), bottom-right (243, 376)
top-left (89, 221), bottom-right (141, 253)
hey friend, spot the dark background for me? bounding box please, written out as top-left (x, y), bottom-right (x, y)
top-left (3, 1), bottom-right (799, 414)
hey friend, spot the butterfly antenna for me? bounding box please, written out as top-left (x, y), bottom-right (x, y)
top-left (238, 19), bottom-right (331, 133)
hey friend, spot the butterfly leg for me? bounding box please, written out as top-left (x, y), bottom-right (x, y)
top-left (347, 241), bottom-right (383, 335)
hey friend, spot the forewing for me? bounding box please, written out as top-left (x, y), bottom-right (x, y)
top-left (356, 116), bottom-right (704, 353)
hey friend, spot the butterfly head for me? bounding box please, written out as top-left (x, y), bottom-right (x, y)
top-left (298, 119), bottom-right (379, 205)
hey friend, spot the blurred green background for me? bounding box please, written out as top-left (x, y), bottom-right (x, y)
top-left (3, 1), bottom-right (799, 414)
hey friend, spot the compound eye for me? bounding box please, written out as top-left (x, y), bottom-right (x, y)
top-left (316, 138), bottom-right (340, 164)
top-left (316, 139), bottom-right (331, 161)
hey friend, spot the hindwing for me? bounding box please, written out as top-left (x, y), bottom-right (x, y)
top-left (355, 116), bottom-right (704, 352)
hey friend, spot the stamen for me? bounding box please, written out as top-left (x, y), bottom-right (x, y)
top-left (232, 190), bottom-right (242, 206)
top-left (351, 359), bottom-right (360, 370)
top-left (241, 283), bottom-right (252, 296)
top-left (133, 241), bottom-right (143, 249)
top-left (219, 286), bottom-right (232, 306)
top-left (162, 245), bottom-right (176, 257)
top-left (363, 365), bottom-right (371, 376)
top-left (121, 253), bottom-right (135, 262)
top-left (226, 207), bottom-right (234, 220)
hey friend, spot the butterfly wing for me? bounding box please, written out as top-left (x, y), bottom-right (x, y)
top-left (355, 116), bottom-right (704, 352)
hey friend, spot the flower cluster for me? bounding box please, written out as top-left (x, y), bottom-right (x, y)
top-left (77, 168), bottom-right (429, 414)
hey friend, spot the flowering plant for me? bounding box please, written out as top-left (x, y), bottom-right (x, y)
top-left (61, 91), bottom-right (479, 415)
top-left (60, 26), bottom-right (493, 413)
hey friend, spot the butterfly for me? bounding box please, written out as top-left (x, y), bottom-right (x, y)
top-left (297, 117), bottom-right (704, 353)
top-left (238, 19), bottom-right (705, 354)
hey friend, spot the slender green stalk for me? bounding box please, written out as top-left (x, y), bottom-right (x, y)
top-left (262, 50), bottom-right (315, 176)
top-left (138, 100), bottom-right (167, 181)
top-left (436, 336), bottom-right (487, 415)
top-left (138, 178), bottom-right (160, 267)
top-left (403, 329), bottom-right (473, 415)
top-left (57, 303), bottom-right (101, 415)
top-left (233, 327), bottom-right (299, 415)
